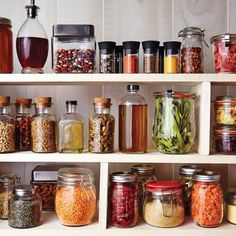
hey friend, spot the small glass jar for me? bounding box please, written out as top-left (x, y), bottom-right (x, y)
top-left (31, 97), bottom-right (56, 153)
top-left (115, 45), bottom-right (123, 73)
top-left (8, 185), bottom-right (42, 228)
top-left (55, 168), bottom-right (96, 226)
top-left (98, 41), bottom-right (116, 73)
top-left (159, 46), bottom-right (164, 73)
top-left (58, 100), bottom-right (84, 153)
top-left (15, 98), bottom-right (32, 151)
top-left (142, 40), bottom-right (159, 73)
top-left (89, 97), bottom-right (115, 153)
top-left (163, 41), bottom-right (181, 73)
top-left (210, 33), bottom-right (236, 73)
top-left (191, 171), bottom-right (223, 228)
top-left (0, 17), bottom-right (13, 73)
top-left (123, 41), bottom-right (140, 73)
top-left (226, 189), bottom-right (236, 224)
top-left (52, 24), bottom-right (96, 73)
top-left (109, 172), bottom-right (138, 228)
top-left (143, 181), bottom-right (184, 228)
top-left (0, 96), bottom-right (15, 153)
top-left (152, 90), bottom-right (196, 154)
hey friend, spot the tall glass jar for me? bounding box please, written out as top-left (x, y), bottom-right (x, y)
top-left (152, 90), bottom-right (196, 154)
top-left (15, 98), bottom-right (32, 151)
top-left (115, 45), bottom-right (123, 73)
top-left (178, 27), bottom-right (206, 73)
top-left (191, 171), bottom-right (223, 228)
top-left (55, 168), bottom-right (96, 226)
top-left (58, 100), bottom-right (84, 153)
top-left (89, 97), bottom-right (115, 153)
top-left (0, 96), bottom-right (15, 153)
top-left (119, 85), bottom-right (147, 153)
top-left (109, 172), bottom-right (138, 228)
top-left (0, 17), bottom-right (13, 73)
top-left (143, 181), bottom-right (184, 228)
top-left (31, 97), bottom-right (56, 153)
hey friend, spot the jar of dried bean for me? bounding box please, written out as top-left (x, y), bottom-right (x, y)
top-left (109, 172), bottom-right (138, 228)
top-left (191, 171), bottom-right (223, 228)
top-left (55, 167), bottom-right (96, 226)
top-left (89, 97), bottom-right (115, 153)
top-left (31, 97), bottom-right (56, 153)
top-left (226, 189), bottom-right (236, 224)
top-left (15, 98), bottom-right (32, 151)
top-left (0, 96), bottom-right (15, 153)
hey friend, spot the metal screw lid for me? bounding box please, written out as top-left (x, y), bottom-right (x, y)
top-left (0, 17), bottom-right (11, 26)
top-left (111, 172), bottom-right (136, 183)
top-left (193, 170), bottom-right (221, 182)
top-left (131, 164), bottom-right (155, 175)
top-left (179, 165), bottom-right (203, 175)
top-left (13, 185), bottom-right (32, 197)
top-left (0, 174), bottom-right (16, 186)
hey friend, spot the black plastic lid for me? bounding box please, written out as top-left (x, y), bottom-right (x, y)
top-left (53, 24), bottom-right (95, 37)
top-left (163, 41), bottom-right (181, 50)
top-left (127, 84), bottom-right (139, 91)
top-left (66, 100), bottom-right (77, 105)
top-left (98, 41), bottom-right (116, 50)
top-left (142, 40), bottom-right (160, 50)
top-left (122, 41), bottom-right (140, 50)
top-left (115, 45), bottom-right (123, 53)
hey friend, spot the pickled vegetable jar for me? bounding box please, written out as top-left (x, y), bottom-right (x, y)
top-left (152, 90), bottom-right (196, 154)
top-left (226, 189), bottom-right (236, 224)
top-left (191, 171), bottom-right (223, 228)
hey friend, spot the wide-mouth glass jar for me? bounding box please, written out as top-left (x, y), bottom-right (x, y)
top-left (226, 189), bottom-right (236, 224)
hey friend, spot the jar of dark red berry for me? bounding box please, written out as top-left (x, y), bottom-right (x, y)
top-left (109, 172), bottom-right (138, 228)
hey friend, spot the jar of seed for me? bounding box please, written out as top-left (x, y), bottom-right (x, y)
top-left (31, 97), bottom-right (56, 153)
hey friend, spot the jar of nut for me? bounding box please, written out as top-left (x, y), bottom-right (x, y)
top-left (89, 97), bottom-right (115, 153)
top-left (0, 96), bottom-right (15, 153)
top-left (31, 97), bottom-right (56, 153)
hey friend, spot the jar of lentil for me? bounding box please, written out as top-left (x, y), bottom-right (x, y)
top-left (191, 171), bottom-right (223, 228)
top-left (0, 96), bottom-right (15, 153)
top-left (8, 185), bottom-right (42, 229)
top-left (15, 98), bottom-right (32, 151)
top-left (226, 189), bottom-right (236, 224)
top-left (109, 172), bottom-right (138, 228)
top-left (31, 97), bottom-right (56, 153)
top-left (55, 168), bottom-right (96, 226)
top-left (89, 97), bottom-right (115, 153)
top-left (143, 181), bottom-right (184, 228)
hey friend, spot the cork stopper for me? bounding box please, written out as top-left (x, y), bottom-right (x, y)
top-left (94, 97), bottom-right (111, 108)
top-left (15, 98), bottom-right (32, 108)
top-left (0, 96), bottom-right (10, 107)
top-left (34, 97), bottom-right (52, 107)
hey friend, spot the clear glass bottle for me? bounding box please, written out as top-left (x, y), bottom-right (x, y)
top-left (119, 85), bottom-right (147, 153)
top-left (16, 0), bottom-right (48, 74)
top-left (55, 168), bottom-right (96, 226)
top-left (0, 96), bottom-right (15, 153)
top-left (115, 45), bottom-right (123, 73)
top-left (15, 98), bottom-right (32, 151)
top-left (31, 97), bottom-right (56, 153)
top-left (58, 100), bottom-right (84, 153)
top-left (89, 97), bottom-right (115, 153)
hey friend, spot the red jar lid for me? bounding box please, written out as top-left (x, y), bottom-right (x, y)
top-left (146, 181), bottom-right (182, 193)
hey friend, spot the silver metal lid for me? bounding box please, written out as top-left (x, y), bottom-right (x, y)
top-left (226, 188), bottom-right (236, 205)
top-left (111, 172), bottom-right (136, 183)
top-left (32, 165), bottom-right (64, 181)
top-left (13, 185), bottom-right (32, 197)
top-left (131, 165), bottom-right (155, 175)
top-left (0, 174), bottom-right (18, 186)
top-left (179, 165), bottom-right (203, 175)
top-left (178, 27), bottom-right (205, 38)
top-left (193, 170), bottom-right (221, 182)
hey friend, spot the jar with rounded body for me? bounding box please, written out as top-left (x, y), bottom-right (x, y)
top-left (226, 189), bottom-right (236, 224)
top-left (55, 168), bottom-right (96, 226)
top-left (191, 171), bottom-right (223, 228)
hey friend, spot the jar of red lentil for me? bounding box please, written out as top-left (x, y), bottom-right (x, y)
top-left (191, 171), bottom-right (223, 228)
top-left (55, 168), bottom-right (96, 226)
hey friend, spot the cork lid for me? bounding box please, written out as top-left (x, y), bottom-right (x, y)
top-left (34, 97), bottom-right (52, 107)
top-left (94, 97), bottom-right (111, 107)
top-left (15, 98), bottom-right (32, 108)
top-left (0, 96), bottom-right (10, 106)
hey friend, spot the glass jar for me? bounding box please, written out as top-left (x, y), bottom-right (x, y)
top-left (31, 97), bottom-right (56, 153)
top-left (210, 33), bottom-right (236, 73)
top-left (159, 46), bottom-right (164, 73)
top-left (89, 97), bottom-right (115, 153)
top-left (8, 185), bottom-right (42, 228)
top-left (109, 172), bottom-right (138, 228)
top-left (143, 181), bottom-right (184, 228)
top-left (163, 41), bottom-right (181, 73)
top-left (15, 98), bottom-right (32, 151)
top-left (226, 189), bottom-right (236, 224)
top-left (214, 96), bottom-right (236, 125)
top-left (58, 100), bottom-right (84, 153)
top-left (98, 41), bottom-right (116, 73)
top-left (191, 171), bottom-right (223, 228)
top-left (142, 40), bottom-right (159, 73)
top-left (178, 27), bottom-right (205, 73)
top-left (55, 168), bottom-right (96, 226)
top-left (52, 24), bottom-right (96, 73)
top-left (123, 41), bottom-right (140, 73)
top-left (0, 96), bottom-right (15, 153)
top-left (179, 165), bottom-right (203, 214)
top-left (0, 17), bottom-right (13, 73)
top-left (115, 45), bottom-right (123, 73)
top-left (119, 85), bottom-right (147, 153)
top-left (131, 165), bottom-right (157, 214)
top-left (152, 90), bottom-right (196, 154)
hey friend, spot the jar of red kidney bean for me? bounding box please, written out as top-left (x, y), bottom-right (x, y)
top-left (109, 172), bottom-right (138, 228)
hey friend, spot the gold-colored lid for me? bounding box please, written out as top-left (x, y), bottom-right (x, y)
top-left (34, 97), bottom-right (52, 106)
top-left (0, 17), bottom-right (11, 26)
top-left (0, 96), bottom-right (10, 106)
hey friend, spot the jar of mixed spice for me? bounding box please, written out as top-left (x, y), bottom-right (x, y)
top-left (109, 172), bottom-right (138, 228)
top-left (89, 97), bottom-right (115, 153)
top-left (31, 97), bottom-right (56, 153)
top-left (143, 181), bottom-right (184, 228)
top-left (191, 171), bottom-right (223, 228)
top-left (115, 45), bottom-right (123, 73)
top-left (55, 168), bottom-right (96, 226)
top-left (226, 189), bottom-right (236, 224)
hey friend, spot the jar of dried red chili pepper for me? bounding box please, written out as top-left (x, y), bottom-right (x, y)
top-left (191, 171), bottom-right (223, 228)
top-left (109, 172), bottom-right (138, 228)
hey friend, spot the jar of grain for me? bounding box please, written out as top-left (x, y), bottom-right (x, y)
top-left (55, 168), bottom-right (96, 226)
